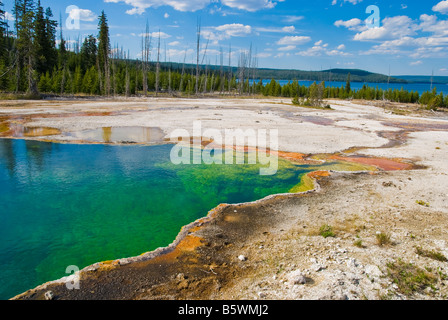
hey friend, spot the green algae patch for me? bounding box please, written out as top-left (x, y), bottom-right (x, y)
top-left (159, 149), bottom-right (308, 205)
top-left (319, 160), bottom-right (377, 172)
top-left (289, 173), bottom-right (316, 193)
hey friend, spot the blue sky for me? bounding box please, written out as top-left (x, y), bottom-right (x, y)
top-left (4, 0), bottom-right (448, 76)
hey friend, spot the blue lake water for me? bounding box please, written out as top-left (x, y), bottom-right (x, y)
top-left (259, 80), bottom-right (448, 95)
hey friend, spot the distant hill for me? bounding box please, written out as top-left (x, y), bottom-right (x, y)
top-left (253, 68), bottom-right (407, 83)
top-left (153, 62), bottom-right (408, 84)
top-left (394, 75), bottom-right (448, 84)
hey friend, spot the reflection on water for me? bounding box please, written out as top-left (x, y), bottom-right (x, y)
top-left (0, 123), bottom-right (166, 145)
top-left (0, 123), bottom-right (62, 138)
top-left (0, 139), bottom-right (55, 178)
top-left (68, 126), bottom-right (166, 144)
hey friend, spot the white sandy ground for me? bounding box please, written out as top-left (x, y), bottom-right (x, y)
top-left (3, 97), bottom-right (448, 300)
top-left (1, 98), bottom-right (396, 153)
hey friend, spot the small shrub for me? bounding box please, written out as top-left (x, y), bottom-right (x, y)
top-left (416, 200), bottom-right (430, 207)
top-left (376, 232), bottom-right (392, 246)
top-left (354, 239), bottom-right (364, 248)
top-left (415, 247), bottom-right (448, 262)
top-left (386, 259), bottom-right (438, 295)
top-left (319, 224), bottom-right (335, 238)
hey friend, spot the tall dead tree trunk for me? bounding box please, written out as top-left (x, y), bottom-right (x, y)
top-left (155, 30), bottom-right (160, 97)
top-left (195, 18), bottom-right (201, 95)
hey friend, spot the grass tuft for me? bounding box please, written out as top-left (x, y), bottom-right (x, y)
top-left (415, 247), bottom-right (448, 262)
top-left (416, 200), bottom-right (430, 207)
top-left (319, 224), bottom-right (336, 238)
top-left (386, 259), bottom-right (438, 296)
top-left (375, 232), bottom-right (392, 247)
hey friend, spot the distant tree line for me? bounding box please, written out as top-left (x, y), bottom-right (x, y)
top-left (284, 77), bottom-right (446, 110)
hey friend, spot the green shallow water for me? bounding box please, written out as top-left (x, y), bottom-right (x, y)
top-left (0, 139), bottom-right (367, 299)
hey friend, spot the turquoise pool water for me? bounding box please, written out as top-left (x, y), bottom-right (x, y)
top-left (0, 139), bottom-right (319, 299)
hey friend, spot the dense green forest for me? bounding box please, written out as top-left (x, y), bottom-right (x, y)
top-left (0, 1), bottom-right (446, 109)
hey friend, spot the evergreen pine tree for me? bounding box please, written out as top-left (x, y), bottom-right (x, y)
top-left (81, 35), bottom-right (97, 72)
top-left (345, 72), bottom-right (351, 95)
top-left (0, 1), bottom-right (6, 57)
top-left (14, 0), bottom-right (38, 95)
top-left (34, 1), bottom-right (46, 74)
top-left (44, 7), bottom-right (57, 71)
top-left (98, 11), bottom-right (110, 96)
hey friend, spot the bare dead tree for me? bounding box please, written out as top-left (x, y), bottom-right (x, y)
top-left (252, 47), bottom-right (258, 95)
top-left (220, 47), bottom-right (224, 94)
top-left (200, 37), bottom-right (210, 94)
top-left (247, 43), bottom-right (252, 95)
top-left (228, 44), bottom-right (232, 94)
top-left (134, 58), bottom-right (139, 95)
top-left (142, 21), bottom-right (151, 96)
top-left (237, 50), bottom-right (247, 95)
top-left (125, 50), bottom-right (130, 97)
top-left (179, 49), bottom-right (187, 93)
top-left (155, 30), bottom-right (161, 97)
top-left (141, 32), bottom-right (146, 95)
top-left (195, 18), bottom-right (201, 95)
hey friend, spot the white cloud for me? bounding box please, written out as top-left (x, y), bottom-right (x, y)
top-left (277, 35), bottom-right (311, 45)
top-left (433, 1), bottom-right (448, 14)
top-left (221, 0), bottom-right (285, 12)
top-left (353, 16), bottom-right (417, 41)
top-left (257, 52), bottom-right (272, 58)
top-left (332, 0), bottom-right (363, 5)
top-left (168, 41), bottom-right (180, 46)
top-left (278, 45), bottom-right (296, 51)
top-left (104, 0), bottom-right (210, 14)
top-left (296, 41), bottom-right (350, 57)
top-left (283, 15), bottom-right (304, 23)
top-left (410, 46), bottom-right (445, 59)
top-left (165, 48), bottom-right (194, 60)
top-left (105, 0), bottom-right (284, 14)
top-left (339, 10), bottom-right (448, 59)
top-left (4, 11), bottom-right (15, 21)
top-left (139, 31), bottom-right (172, 39)
top-left (68, 8), bottom-right (97, 21)
top-left (202, 23), bottom-right (252, 45)
top-left (164, 13), bottom-right (170, 18)
top-left (334, 18), bottom-right (366, 31)
top-left (282, 26), bottom-right (296, 33)
top-left (326, 49), bottom-right (351, 56)
top-left (255, 26), bottom-right (296, 33)
top-left (419, 14), bottom-right (448, 36)
top-left (296, 45), bottom-right (324, 56)
top-left (410, 60), bottom-right (423, 66)
top-left (215, 23), bottom-right (252, 37)
top-left (361, 35), bottom-right (448, 58)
